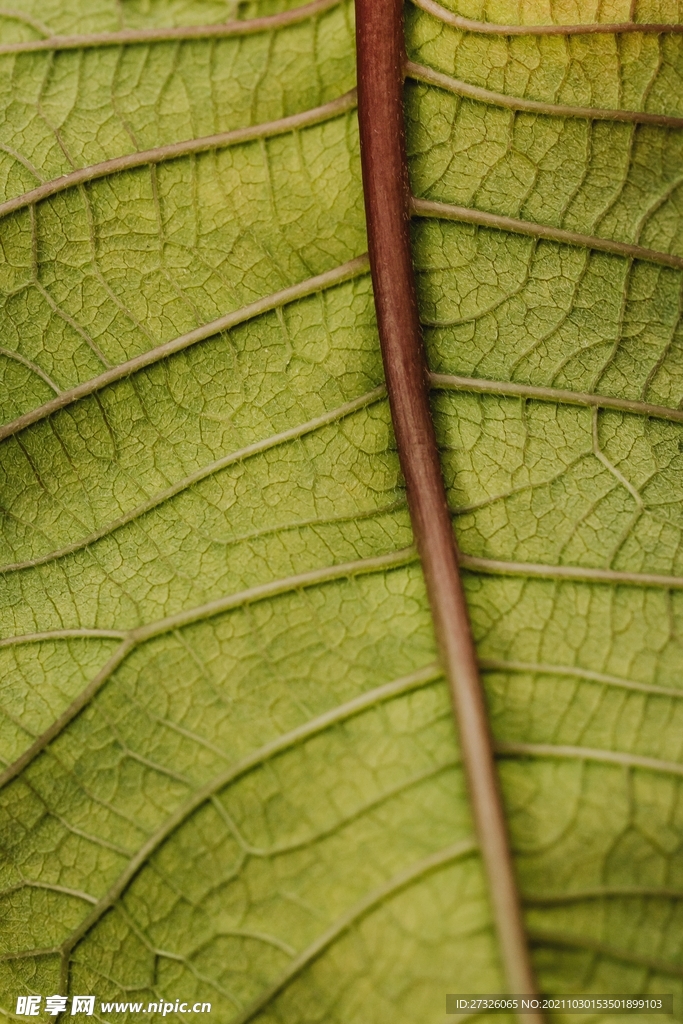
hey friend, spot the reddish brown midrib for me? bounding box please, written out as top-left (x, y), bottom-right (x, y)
top-left (354, 0), bottom-right (542, 1014)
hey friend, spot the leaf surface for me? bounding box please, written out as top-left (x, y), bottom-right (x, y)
top-left (0, 0), bottom-right (682, 1020)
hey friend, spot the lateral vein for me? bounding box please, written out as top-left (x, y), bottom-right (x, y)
top-left (525, 886), bottom-right (683, 903)
top-left (0, 90), bottom-right (357, 226)
top-left (528, 929), bottom-right (683, 976)
top-left (410, 0), bottom-right (683, 34)
top-left (496, 739), bottom-right (683, 777)
top-left (58, 660), bottom-right (443, 957)
top-left (229, 840), bottom-right (479, 1024)
top-left (131, 548), bottom-right (417, 642)
top-left (479, 658), bottom-right (683, 699)
top-left (0, 628), bottom-right (128, 647)
top-left (460, 553), bottom-right (683, 589)
top-left (412, 197), bottom-right (683, 270)
top-left (430, 372), bottom-right (683, 424)
top-left (0, 548), bottom-right (419, 790)
top-left (0, 0), bottom-right (344, 55)
top-left (0, 347), bottom-right (60, 394)
top-left (407, 60), bottom-right (683, 127)
top-left (0, 384), bottom-right (385, 573)
top-left (0, 255), bottom-right (369, 444)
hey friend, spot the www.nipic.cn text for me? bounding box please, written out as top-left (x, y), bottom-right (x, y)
top-left (15, 996), bottom-right (212, 1016)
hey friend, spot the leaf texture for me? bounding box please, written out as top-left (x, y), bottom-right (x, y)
top-left (0, 0), bottom-right (682, 1020)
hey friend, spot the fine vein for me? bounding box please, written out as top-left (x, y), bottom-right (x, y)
top-left (0, 91), bottom-right (357, 225)
top-left (1, 500), bottom-right (400, 578)
top-left (410, 0), bottom-right (683, 34)
top-left (430, 373), bottom-right (683, 424)
top-left (411, 197), bottom-right (683, 270)
top-left (0, 0), bottom-right (344, 55)
top-left (0, 639), bottom-right (135, 789)
top-left (0, 10), bottom-right (52, 35)
top-left (223, 756), bottom-right (453, 859)
top-left (0, 347), bottom-right (60, 393)
top-left (0, 255), bottom-right (369, 443)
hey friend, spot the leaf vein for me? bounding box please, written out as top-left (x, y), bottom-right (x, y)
top-left (0, 384), bottom-right (385, 572)
top-left (0, 0), bottom-right (345, 56)
top-left (0, 91), bottom-right (357, 228)
top-left (430, 373), bottom-right (683, 423)
top-left (412, 197), bottom-right (683, 269)
top-left (407, 61), bottom-right (683, 127)
top-left (460, 554), bottom-right (683, 588)
top-left (0, 552), bottom-right (420, 789)
top-left (410, 0), bottom-right (683, 34)
top-left (229, 840), bottom-right (478, 1024)
top-left (496, 740), bottom-right (683, 777)
top-left (0, 255), bottom-right (369, 443)
top-left (57, 660), bottom-right (443, 958)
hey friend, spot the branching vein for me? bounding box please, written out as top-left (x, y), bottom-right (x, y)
top-left (0, 347), bottom-right (60, 394)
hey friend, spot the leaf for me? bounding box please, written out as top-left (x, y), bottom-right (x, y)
top-left (0, 0), bottom-right (682, 1020)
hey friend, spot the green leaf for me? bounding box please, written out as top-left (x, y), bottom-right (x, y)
top-left (1, 0), bottom-right (682, 1020)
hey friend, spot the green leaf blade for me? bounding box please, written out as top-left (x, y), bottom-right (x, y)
top-left (2, 0), bottom-right (683, 1018)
